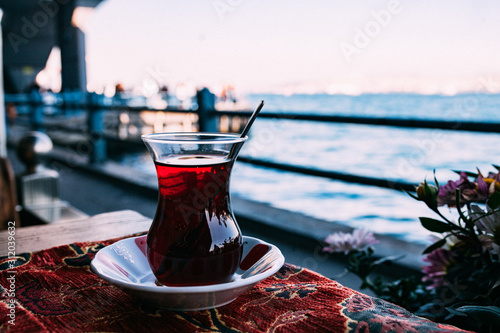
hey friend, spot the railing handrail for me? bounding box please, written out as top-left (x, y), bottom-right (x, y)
top-left (237, 156), bottom-right (415, 192)
top-left (5, 92), bottom-right (499, 192)
top-left (7, 93), bottom-right (500, 133)
top-left (214, 110), bottom-right (500, 133)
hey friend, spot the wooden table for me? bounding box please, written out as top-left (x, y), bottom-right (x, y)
top-left (0, 210), bottom-right (151, 256)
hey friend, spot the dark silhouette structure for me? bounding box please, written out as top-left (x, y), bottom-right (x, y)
top-left (0, 0), bottom-right (103, 93)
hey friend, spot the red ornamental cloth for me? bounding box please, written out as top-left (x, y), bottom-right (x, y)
top-left (0, 235), bottom-right (471, 333)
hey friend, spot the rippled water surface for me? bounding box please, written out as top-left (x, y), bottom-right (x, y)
top-left (117, 93), bottom-right (500, 244)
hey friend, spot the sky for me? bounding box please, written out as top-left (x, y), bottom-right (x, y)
top-left (75, 0), bottom-right (500, 95)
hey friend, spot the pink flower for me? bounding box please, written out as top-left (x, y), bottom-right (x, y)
top-left (323, 229), bottom-right (379, 254)
top-left (422, 248), bottom-right (456, 288)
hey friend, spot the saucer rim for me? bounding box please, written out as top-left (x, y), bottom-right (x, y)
top-left (90, 235), bottom-right (285, 294)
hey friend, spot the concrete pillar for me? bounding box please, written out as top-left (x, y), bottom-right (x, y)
top-left (57, 0), bottom-right (87, 92)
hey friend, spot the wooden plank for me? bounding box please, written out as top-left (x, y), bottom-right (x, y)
top-left (0, 210), bottom-right (151, 256)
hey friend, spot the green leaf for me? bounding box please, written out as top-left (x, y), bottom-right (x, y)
top-left (487, 191), bottom-right (500, 210)
top-left (455, 189), bottom-right (470, 228)
top-left (371, 254), bottom-right (405, 267)
top-left (491, 277), bottom-right (500, 291)
top-left (423, 181), bottom-right (438, 210)
top-left (445, 307), bottom-right (469, 317)
top-left (423, 238), bottom-right (446, 254)
top-left (455, 305), bottom-right (500, 323)
top-left (433, 170), bottom-right (439, 188)
top-left (406, 190), bottom-right (419, 200)
top-left (493, 164), bottom-right (500, 171)
top-left (420, 217), bottom-right (454, 233)
top-left (416, 303), bottom-right (445, 319)
top-left (452, 170), bottom-right (477, 178)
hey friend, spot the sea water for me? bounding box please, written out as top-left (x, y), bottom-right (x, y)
top-left (119, 93), bottom-right (500, 244)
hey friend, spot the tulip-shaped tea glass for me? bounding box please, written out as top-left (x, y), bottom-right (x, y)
top-left (142, 133), bottom-right (247, 286)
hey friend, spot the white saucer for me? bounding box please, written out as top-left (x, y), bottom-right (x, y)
top-left (90, 235), bottom-right (285, 311)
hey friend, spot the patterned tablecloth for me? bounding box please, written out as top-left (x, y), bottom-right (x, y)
top-left (0, 234), bottom-right (471, 332)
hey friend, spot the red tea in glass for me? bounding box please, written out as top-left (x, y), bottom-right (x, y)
top-left (142, 133), bottom-right (246, 286)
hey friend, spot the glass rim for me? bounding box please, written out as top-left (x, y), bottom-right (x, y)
top-left (141, 132), bottom-right (247, 144)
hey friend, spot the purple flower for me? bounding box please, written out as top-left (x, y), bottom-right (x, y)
top-left (467, 172), bottom-right (496, 202)
top-left (476, 173), bottom-right (490, 197)
top-left (478, 172), bottom-right (500, 197)
top-left (487, 170), bottom-right (500, 182)
top-left (323, 229), bottom-right (379, 254)
top-left (422, 248), bottom-right (456, 288)
top-left (437, 172), bottom-right (479, 207)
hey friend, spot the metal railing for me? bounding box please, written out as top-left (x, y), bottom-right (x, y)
top-left (6, 90), bottom-right (500, 192)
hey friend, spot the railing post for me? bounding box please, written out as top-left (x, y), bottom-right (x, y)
top-left (87, 93), bottom-right (107, 164)
top-left (30, 90), bottom-right (44, 132)
top-left (60, 91), bottom-right (68, 115)
top-left (196, 88), bottom-right (217, 132)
